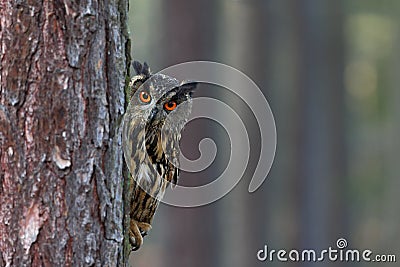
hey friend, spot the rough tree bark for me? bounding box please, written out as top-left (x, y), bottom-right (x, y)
top-left (0, 1), bottom-right (130, 266)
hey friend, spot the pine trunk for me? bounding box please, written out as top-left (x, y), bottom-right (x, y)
top-left (0, 1), bottom-right (130, 266)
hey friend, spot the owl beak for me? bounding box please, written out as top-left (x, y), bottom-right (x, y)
top-left (149, 107), bottom-right (158, 121)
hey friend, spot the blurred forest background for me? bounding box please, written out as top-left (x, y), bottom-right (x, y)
top-left (128, 1), bottom-right (399, 266)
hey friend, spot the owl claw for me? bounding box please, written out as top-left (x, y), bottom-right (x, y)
top-left (129, 219), bottom-right (152, 251)
top-left (130, 240), bottom-right (141, 251)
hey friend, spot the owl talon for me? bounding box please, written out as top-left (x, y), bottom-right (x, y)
top-left (130, 239), bottom-right (140, 251)
top-left (129, 219), bottom-right (152, 251)
top-left (129, 230), bottom-right (142, 251)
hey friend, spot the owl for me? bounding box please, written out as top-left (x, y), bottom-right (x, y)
top-left (123, 61), bottom-right (197, 250)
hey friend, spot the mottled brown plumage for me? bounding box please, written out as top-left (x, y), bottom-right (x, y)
top-left (123, 61), bottom-right (196, 250)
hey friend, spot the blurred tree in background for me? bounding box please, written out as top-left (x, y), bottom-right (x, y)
top-left (129, 1), bottom-right (400, 266)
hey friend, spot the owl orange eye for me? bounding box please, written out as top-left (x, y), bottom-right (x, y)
top-left (139, 91), bottom-right (151, 103)
top-left (164, 101), bottom-right (177, 111)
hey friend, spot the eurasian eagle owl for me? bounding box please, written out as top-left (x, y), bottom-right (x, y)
top-left (123, 61), bottom-right (196, 250)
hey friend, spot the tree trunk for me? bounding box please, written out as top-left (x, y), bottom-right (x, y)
top-left (0, 1), bottom-right (129, 266)
top-left (293, 2), bottom-right (348, 267)
top-left (155, 1), bottom-right (221, 267)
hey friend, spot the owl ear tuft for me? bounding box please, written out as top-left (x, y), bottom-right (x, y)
top-left (132, 60), bottom-right (151, 77)
top-left (178, 81), bottom-right (198, 97)
top-left (129, 61), bottom-right (152, 99)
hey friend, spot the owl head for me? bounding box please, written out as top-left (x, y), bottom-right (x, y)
top-left (127, 60), bottom-right (197, 128)
top-left (125, 61), bottom-right (197, 172)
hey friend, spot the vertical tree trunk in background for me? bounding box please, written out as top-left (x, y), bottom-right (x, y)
top-left (160, 0), bottom-right (219, 65)
top-left (159, 1), bottom-right (220, 267)
top-left (384, 3), bottom-right (400, 250)
top-left (256, 0), bottom-right (301, 251)
top-left (216, 2), bottom-right (264, 266)
top-left (0, 1), bottom-right (129, 266)
top-left (293, 2), bottom-right (348, 266)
